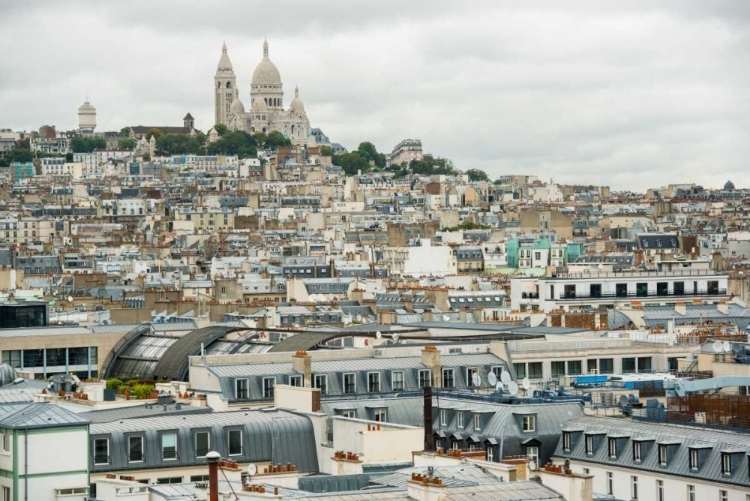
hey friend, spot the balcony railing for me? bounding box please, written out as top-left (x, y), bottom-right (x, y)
top-left (93, 454), bottom-right (110, 465)
top-left (557, 289), bottom-right (727, 301)
top-left (162, 449), bottom-right (177, 460)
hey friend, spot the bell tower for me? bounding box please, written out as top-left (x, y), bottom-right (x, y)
top-left (214, 41), bottom-right (238, 126)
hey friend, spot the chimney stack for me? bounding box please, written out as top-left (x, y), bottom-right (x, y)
top-left (206, 451), bottom-right (220, 501)
top-left (424, 386), bottom-right (435, 451)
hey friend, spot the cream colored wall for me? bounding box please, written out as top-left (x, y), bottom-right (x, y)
top-left (331, 417), bottom-right (422, 465)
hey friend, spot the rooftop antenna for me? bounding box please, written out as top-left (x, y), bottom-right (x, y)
top-left (487, 371), bottom-right (498, 387)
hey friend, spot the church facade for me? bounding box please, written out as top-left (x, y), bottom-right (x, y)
top-left (214, 40), bottom-right (314, 146)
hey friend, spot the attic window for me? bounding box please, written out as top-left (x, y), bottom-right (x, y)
top-left (608, 438), bottom-right (617, 458)
top-left (721, 453), bottom-right (731, 475)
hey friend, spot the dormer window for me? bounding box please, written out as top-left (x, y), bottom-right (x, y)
top-left (474, 414), bottom-right (481, 431)
top-left (721, 453), bottom-right (731, 475)
top-left (658, 445), bottom-right (667, 466)
top-left (689, 449), bottom-right (698, 470)
top-left (608, 438), bottom-right (617, 458)
top-left (563, 432), bottom-right (571, 452)
top-left (633, 442), bottom-right (642, 462)
top-left (522, 415), bottom-right (536, 432)
top-left (585, 435), bottom-right (594, 455)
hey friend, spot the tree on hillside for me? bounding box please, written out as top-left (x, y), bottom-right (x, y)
top-left (319, 145), bottom-right (334, 157)
top-left (333, 151), bottom-right (370, 176)
top-left (70, 136), bottom-right (106, 153)
top-left (156, 132), bottom-right (206, 156)
top-left (212, 124), bottom-right (228, 136)
top-left (118, 138), bottom-right (136, 150)
top-left (207, 130), bottom-right (258, 158)
top-left (145, 128), bottom-right (163, 141)
top-left (119, 127), bottom-right (131, 137)
top-left (266, 131), bottom-right (291, 149)
top-left (356, 141), bottom-right (386, 168)
top-left (466, 168), bottom-right (489, 182)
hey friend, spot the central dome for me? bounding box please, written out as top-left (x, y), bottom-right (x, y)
top-left (252, 39), bottom-right (281, 86)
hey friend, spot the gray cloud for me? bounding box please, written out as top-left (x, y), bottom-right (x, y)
top-left (1, 0), bottom-right (748, 191)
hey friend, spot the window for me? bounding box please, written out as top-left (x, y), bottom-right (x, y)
top-left (442, 368), bottom-right (454, 388)
top-left (227, 430), bottom-right (242, 456)
top-left (608, 438), bottom-right (617, 458)
top-left (721, 453), bottom-right (731, 475)
top-left (551, 361), bottom-right (566, 378)
top-left (606, 472), bottom-right (613, 495)
top-left (658, 445), bottom-right (667, 466)
top-left (513, 363), bottom-right (526, 379)
top-left (195, 432), bottom-right (210, 458)
top-left (583, 468), bottom-right (589, 474)
top-left (440, 409), bottom-right (447, 426)
top-left (486, 446), bottom-right (494, 462)
top-left (656, 480), bottom-right (664, 501)
top-left (563, 432), bottom-right (571, 452)
top-left (419, 369), bottom-right (431, 388)
top-left (674, 281), bottom-right (685, 295)
top-left (128, 436), bottom-right (144, 462)
top-left (719, 490), bottom-right (727, 501)
top-left (288, 375), bottom-right (302, 387)
top-left (343, 373), bottom-right (356, 394)
top-left (457, 412), bottom-right (464, 428)
top-left (636, 282), bottom-right (648, 297)
top-left (190, 475), bottom-right (210, 482)
top-left (631, 476), bottom-right (638, 500)
top-left (599, 358), bottom-right (614, 374)
top-left (526, 446), bottom-right (539, 465)
top-left (474, 414), bottom-right (482, 431)
top-left (622, 358), bottom-right (636, 374)
top-left (528, 362), bottom-right (543, 379)
top-left (1, 434), bottom-right (9, 453)
top-left (522, 415), bottom-right (536, 432)
top-left (161, 433), bottom-right (177, 460)
top-left (467, 367), bottom-right (478, 386)
top-left (391, 371), bottom-right (404, 391)
top-left (314, 374), bottom-right (328, 394)
top-left (235, 378), bottom-right (249, 400)
top-left (689, 449), bottom-right (698, 470)
top-left (374, 409), bottom-right (387, 422)
top-left (94, 438), bottom-right (109, 465)
top-left (2, 486), bottom-right (9, 501)
top-left (367, 372), bottom-right (381, 392)
top-left (616, 283), bottom-right (628, 297)
top-left (342, 410), bottom-right (356, 418)
top-left (633, 442), bottom-right (642, 462)
top-left (585, 435), bottom-right (594, 454)
top-left (564, 284), bottom-right (576, 298)
top-left (262, 377), bottom-right (275, 399)
top-left (687, 485), bottom-right (695, 501)
top-left (156, 477), bottom-right (183, 484)
top-left (590, 283), bottom-right (602, 298)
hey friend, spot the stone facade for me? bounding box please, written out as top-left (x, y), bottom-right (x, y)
top-left (214, 40), bottom-right (314, 146)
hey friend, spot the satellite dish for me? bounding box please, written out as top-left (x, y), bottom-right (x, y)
top-left (522, 377), bottom-right (531, 390)
top-left (67, 296), bottom-right (73, 302)
top-left (619, 395), bottom-right (630, 407)
top-left (356, 314), bottom-right (362, 322)
top-left (376, 331), bottom-right (382, 339)
top-left (471, 373), bottom-right (482, 387)
top-left (500, 371), bottom-right (512, 384)
top-left (487, 372), bottom-right (498, 386)
top-left (443, 315), bottom-right (450, 322)
top-left (723, 341), bottom-right (731, 353)
top-left (393, 334), bottom-right (400, 343)
top-left (712, 341), bottom-right (723, 353)
top-left (246, 463), bottom-right (257, 476)
top-left (507, 381), bottom-right (519, 396)
top-left (495, 382), bottom-right (504, 392)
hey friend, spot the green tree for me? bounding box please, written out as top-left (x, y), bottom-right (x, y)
top-left (145, 128), bottom-right (163, 141)
top-left (119, 127), bottom-right (131, 137)
top-left (356, 141), bottom-right (386, 168)
top-left (130, 383), bottom-right (155, 399)
top-left (207, 130), bottom-right (258, 158)
top-left (118, 138), bottom-right (136, 150)
top-left (319, 145), bottom-right (334, 157)
top-left (466, 168), bottom-right (489, 182)
top-left (409, 154), bottom-right (457, 176)
top-left (70, 136), bottom-right (106, 153)
top-left (212, 124), bottom-right (228, 136)
top-left (266, 131), bottom-right (292, 149)
top-left (334, 151), bottom-right (370, 176)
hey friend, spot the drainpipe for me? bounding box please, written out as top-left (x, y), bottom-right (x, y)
top-left (206, 450), bottom-right (220, 501)
top-left (424, 386), bottom-right (435, 452)
top-left (24, 428), bottom-right (28, 501)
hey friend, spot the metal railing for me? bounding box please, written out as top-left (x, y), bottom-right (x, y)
top-left (557, 289), bottom-right (727, 301)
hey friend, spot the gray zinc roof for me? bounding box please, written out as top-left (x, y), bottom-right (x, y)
top-left (0, 403), bottom-right (90, 429)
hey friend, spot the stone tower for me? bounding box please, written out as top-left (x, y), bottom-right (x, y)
top-left (78, 100), bottom-right (97, 133)
top-left (214, 41), bottom-right (238, 126)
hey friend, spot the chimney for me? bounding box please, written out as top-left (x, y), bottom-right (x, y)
top-left (675, 301), bottom-right (686, 316)
top-left (421, 346), bottom-right (441, 388)
top-left (206, 451), bottom-right (220, 501)
top-left (717, 300), bottom-right (728, 315)
top-left (423, 386), bottom-right (435, 451)
top-left (292, 351), bottom-right (312, 387)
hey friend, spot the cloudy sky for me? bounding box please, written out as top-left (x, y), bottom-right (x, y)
top-left (2, 0), bottom-right (748, 191)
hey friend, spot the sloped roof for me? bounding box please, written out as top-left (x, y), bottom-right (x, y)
top-left (0, 403), bottom-right (89, 429)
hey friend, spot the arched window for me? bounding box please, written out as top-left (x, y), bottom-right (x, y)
top-left (217, 82), bottom-right (222, 89)
top-left (226, 82), bottom-right (232, 89)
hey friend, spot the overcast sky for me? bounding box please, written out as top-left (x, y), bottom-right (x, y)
top-left (2, 1), bottom-right (748, 191)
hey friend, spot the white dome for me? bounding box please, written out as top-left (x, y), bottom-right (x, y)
top-left (78, 101), bottom-right (96, 113)
top-left (289, 86), bottom-right (305, 113)
top-left (230, 97), bottom-right (245, 115)
top-left (251, 39), bottom-right (281, 86)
